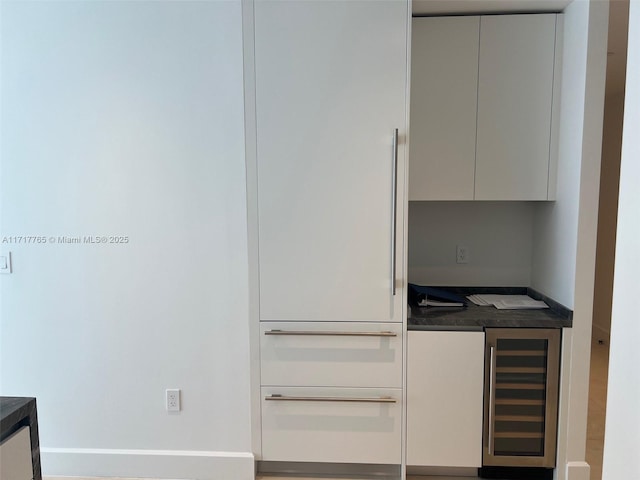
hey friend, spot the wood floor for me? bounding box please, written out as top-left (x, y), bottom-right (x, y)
top-left (585, 335), bottom-right (610, 480)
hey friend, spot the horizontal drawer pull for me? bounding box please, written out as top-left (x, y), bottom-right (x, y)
top-left (496, 383), bottom-right (545, 390)
top-left (265, 394), bottom-right (397, 403)
top-left (497, 350), bottom-right (546, 357)
top-left (496, 367), bottom-right (546, 373)
top-left (494, 432), bottom-right (545, 439)
top-left (495, 398), bottom-right (545, 406)
top-left (495, 415), bottom-right (545, 422)
top-left (264, 330), bottom-right (397, 337)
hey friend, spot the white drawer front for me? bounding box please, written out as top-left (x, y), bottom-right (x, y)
top-left (261, 387), bottom-right (402, 464)
top-left (260, 322), bottom-right (402, 388)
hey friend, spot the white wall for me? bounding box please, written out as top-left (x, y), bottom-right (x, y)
top-left (537, 1), bottom-right (608, 480)
top-left (602, 1), bottom-right (640, 477)
top-left (408, 202), bottom-right (534, 286)
top-left (530, 7), bottom-right (583, 309)
top-left (0, 1), bottom-right (253, 479)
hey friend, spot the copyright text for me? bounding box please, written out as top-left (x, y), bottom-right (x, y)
top-left (1, 235), bottom-right (130, 245)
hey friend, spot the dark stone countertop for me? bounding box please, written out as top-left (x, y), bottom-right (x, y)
top-left (408, 287), bottom-right (573, 331)
top-left (1, 397), bottom-right (42, 480)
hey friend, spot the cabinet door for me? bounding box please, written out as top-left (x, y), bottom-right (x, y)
top-left (409, 16), bottom-right (479, 201)
top-left (255, 0), bottom-right (407, 321)
top-left (262, 386), bottom-right (402, 464)
top-left (475, 14), bottom-right (558, 200)
top-left (260, 322), bottom-right (402, 388)
top-left (406, 331), bottom-right (485, 467)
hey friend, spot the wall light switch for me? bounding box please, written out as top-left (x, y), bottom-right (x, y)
top-left (0, 252), bottom-right (12, 274)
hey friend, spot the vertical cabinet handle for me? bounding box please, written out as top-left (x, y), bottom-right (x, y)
top-left (488, 345), bottom-right (497, 455)
top-left (391, 128), bottom-right (399, 296)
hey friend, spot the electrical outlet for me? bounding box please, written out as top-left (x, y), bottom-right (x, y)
top-left (166, 389), bottom-right (181, 412)
top-left (456, 245), bottom-right (469, 264)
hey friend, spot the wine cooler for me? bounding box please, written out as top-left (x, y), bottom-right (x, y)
top-left (483, 328), bottom-right (561, 468)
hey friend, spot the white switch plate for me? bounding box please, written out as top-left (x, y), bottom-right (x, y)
top-left (0, 252), bottom-right (12, 274)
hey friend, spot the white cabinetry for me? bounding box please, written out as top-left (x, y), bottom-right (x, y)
top-left (255, 0), bottom-right (407, 322)
top-left (258, 323), bottom-right (404, 463)
top-left (407, 330), bottom-right (485, 468)
top-left (260, 322), bottom-right (402, 388)
top-left (409, 14), bottom-right (562, 201)
top-left (409, 16), bottom-right (479, 201)
top-left (475, 14), bottom-right (561, 200)
top-left (253, 0), bottom-right (408, 466)
top-left (261, 386), bottom-right (402, 464)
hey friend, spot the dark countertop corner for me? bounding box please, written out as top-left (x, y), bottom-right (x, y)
top-left (0, 397), bottom-right (37, 436)
top-left (0, 396), bottom-right (42, 480)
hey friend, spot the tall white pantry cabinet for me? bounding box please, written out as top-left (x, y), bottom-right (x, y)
top-left (249, 0), bottom-right (410, 466)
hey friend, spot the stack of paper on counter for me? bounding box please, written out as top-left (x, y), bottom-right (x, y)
top-left (467, 294), bottom-right (548, 309)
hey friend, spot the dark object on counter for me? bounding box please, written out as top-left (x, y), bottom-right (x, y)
top-left (479, 466), bottom-right (553, 479)
top-left (408, 283), bottom-right (467, 306)
top-left (0, 396), bottom-right (42, 480)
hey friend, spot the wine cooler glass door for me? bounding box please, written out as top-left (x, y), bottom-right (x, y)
top-left (484, 328), bottom-right (560, 468)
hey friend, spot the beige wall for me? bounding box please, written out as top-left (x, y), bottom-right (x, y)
top-left (602, 2), bottom-right (640, 476)
top-left (592, 91), bottom-right (625, 340)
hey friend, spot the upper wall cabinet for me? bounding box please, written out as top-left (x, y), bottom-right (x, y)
top-left (255, 0), bottom-right (408, 321)
top-left (409, 16), bottom-right (480, 201)
top-left (409, 14), bottom-right (563, 201)
top-left (475, 14), bottom-right (561, 200)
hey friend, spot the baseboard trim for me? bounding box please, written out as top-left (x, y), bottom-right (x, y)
top-left (406, 466), bottom-right (477, 476)
top-left (565, 461), bottom-right (590, 480)
top-left (257, 461), bottom-right (400, 478)
top-left (41, 448), bottom-right (255, 480)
